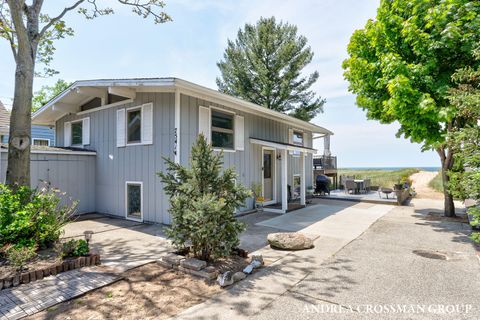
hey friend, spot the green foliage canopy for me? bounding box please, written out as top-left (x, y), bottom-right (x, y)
top-left (0, 183), bottom-right (77, 249)
top-left (343, 0), bottom-right (480, 149)
top-left (217, 17), bottom-right (325, 121)
top-left (446, 57), bottom-right (480, 242)
top-left (158, 135), bottom-right (252, 261)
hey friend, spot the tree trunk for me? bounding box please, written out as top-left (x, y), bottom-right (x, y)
top-left (437, 147), bottom-right (455, 217)
top-left (6, 45), bottom-right (35, 188)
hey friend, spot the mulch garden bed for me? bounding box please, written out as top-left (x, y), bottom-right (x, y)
top-left (27, 262), bottom-right (222, 320)
top-left (0, 249), bottom-right (101, 290)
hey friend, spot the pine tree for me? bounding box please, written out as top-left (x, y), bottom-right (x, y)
top-left (158, 134), bottom-right (252, 261)
top-left (216, 17), bottom-right (325, 121)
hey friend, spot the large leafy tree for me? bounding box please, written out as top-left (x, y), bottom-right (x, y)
top-left (32, 79), bottom-right (71, 112)
top-left (343, 0), bottom-right (480, 216)
top-left (447, 54), bottom-right (480, 242)
top-left (0, 0), bottom-right (170, 188)
top-left (216, 16), bottom-right (325, 121)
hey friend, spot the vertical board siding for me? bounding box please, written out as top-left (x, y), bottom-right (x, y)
top-left (50, 91), bottom-right (317, 224)
top-left (179, 93), bottom-right (316, 211)
top-left (0, 151), bottom-right (95, 213)
top-left (56, 93), bottom-right (175, 224)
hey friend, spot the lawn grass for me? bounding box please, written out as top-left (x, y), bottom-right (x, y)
top-left (337, 168), bottom-right (420, 188)
top-left (428, 171), bottom-right (444, 193)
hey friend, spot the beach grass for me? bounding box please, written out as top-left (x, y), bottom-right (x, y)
top-left (428, 171), bottom-right (444, 193)
top-left (337, 168), bottom-right (420, 188)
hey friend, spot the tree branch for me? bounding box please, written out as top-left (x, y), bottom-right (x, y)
top-left (0, 7), bottom-right (17, 59)
top-left (38, 0), bottom-right (84, 37)
top-left (6, 0), bottom-right (28, 46)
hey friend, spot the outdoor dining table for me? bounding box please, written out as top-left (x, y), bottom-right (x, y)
top-left (353, 179), bottom-right (364, 194)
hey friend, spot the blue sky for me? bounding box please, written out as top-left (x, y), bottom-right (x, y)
top-left (0, 0), bottom-right (439, 168)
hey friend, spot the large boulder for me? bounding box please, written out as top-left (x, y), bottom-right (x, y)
top-left (267, 232), bottom-right (314, 250)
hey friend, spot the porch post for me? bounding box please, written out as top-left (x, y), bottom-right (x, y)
top-left (281, 148), bottom-right (288, 212)
top-left (300, 152), bottom-right (306, 206)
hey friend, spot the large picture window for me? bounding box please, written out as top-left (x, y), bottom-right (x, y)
top-left (127, 108), bottom-right (142, 144)
top-left (211, 110), bottom-right (234, 149)
top-left (71, 121), bottom-right (83, 145)
top-left (126, 182), bottom-right (142, 220)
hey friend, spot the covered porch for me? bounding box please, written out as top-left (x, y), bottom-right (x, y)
top-left (250, 137), bottom-right (316, 214)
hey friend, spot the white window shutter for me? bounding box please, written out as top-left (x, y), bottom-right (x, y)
top-left (82, 117), bottom-right (90, 145)
top-left (288, 128), bottom-right (293, 144)
top-left (64, 122), bottom-right (71, 147)
top-left (141, 103), bottom-right (153, 145)
top-left (235, 115), bottom-right (244, 151)
top-left (116, 109), bottom-right (126, 147)
top-left (198, 106), bottom-right (211, 143)
top-left (304, 132), bottom-right (311, 148)
top-left (288, 128), bottom-right (294, 155)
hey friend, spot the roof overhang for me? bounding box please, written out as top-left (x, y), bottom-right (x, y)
top-left (250, 137), bottom-right (317, 154)
top-left (33, 78), bottom-right (333, 135)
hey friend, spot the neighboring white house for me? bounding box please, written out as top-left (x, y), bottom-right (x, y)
top-left (3, 78), bottom-right (334, 224)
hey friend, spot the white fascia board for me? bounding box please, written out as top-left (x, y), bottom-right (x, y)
top-left (32, 77), bottom-right (332, 136)
top-left (174, 79), bottom-right (333, 135)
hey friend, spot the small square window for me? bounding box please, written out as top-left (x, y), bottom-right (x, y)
top-left (127, 183), bottom-right (142, 220)
top-left (71, 121), bottom-right (83, 145)
top-left (211, 110), bottom-right (234, 149)
top-left (33, 139), bottom-right (50, 146)
top-left (127, 109), bottom-right (142, 143)
top-left (293, 131), bottom-right (303, 146)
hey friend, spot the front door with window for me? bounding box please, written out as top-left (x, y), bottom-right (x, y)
top-left (263, 149), bottom-right (275, 203)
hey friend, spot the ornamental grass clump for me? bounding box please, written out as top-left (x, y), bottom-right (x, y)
top-left (158, 134), bottom-right (252, 261)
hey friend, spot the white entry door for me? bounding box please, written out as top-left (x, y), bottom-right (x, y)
top-left (262, 149), bottom-right (275, 204)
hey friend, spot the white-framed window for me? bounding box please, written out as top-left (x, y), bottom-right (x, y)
top-left (117, 103), bottom-right (153, 147)
top-left (211, 109), bottom-right (235, 150)
top-left (199, 106), bottom-right (244, 152)
top-left (292, 131), bottom-right (304, 146)
top-left (71, 120), bottom-right (83, 146)
top-left (32, 138), bottom-right (50, 146)
top-left (127, 107), bottom-right (142, 144)
top-left (125, 181), bottom-right (143, 221)
top-left (64, 117), bottom-right (90, 147)
top-left (292, 174), bottom-right (301, 199)
top-left (289, 129), bottom-right (303, 156)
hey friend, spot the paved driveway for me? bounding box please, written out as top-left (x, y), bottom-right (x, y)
top-left (176, 198), bottom-right (479, 320)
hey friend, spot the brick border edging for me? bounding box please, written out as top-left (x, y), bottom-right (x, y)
top-left (0, 253), bottom-right (101, 290)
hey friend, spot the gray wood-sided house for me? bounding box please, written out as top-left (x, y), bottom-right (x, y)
top-left (21, 78), bottom-right (332, 225)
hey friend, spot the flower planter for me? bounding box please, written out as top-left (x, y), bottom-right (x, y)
top-left (0, 253), bottom-right (101, 291)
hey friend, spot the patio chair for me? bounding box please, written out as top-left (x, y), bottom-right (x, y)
top-left (363, 179), bottom-right (371, 193)
top-left (345, 180), bottom-right (356, 194)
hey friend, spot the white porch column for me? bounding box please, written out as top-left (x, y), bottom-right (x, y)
top-left (281, 148), bottom-right (288, 212)
top-left (300, 152), bottom-right (306, 206)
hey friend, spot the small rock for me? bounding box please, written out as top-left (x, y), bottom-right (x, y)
top-left (180, 258), bottom-right (207, 271)
top-left (267, 232), bottom-right (314, 250)
top-left (251, 255), bottom-right (264, 265)
top-left (243, 264), bottom-right (254, 274)
top-left (217, 271), bottom-right (234, 287)
top-left (233, 272), bottom-right (246, 282)
top-left (250, 260), bottom-right (262, 269)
